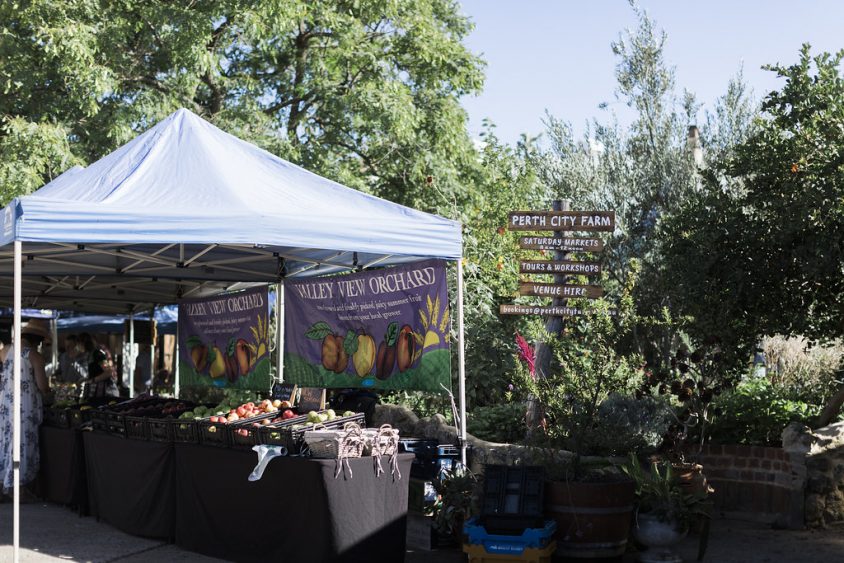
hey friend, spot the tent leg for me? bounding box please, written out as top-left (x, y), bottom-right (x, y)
top-left (13, 240), bottom-right (21, 563)
top-left (175, 320), bottom-right (180, 398)
top-left (276, 282), bottom-right (285, 383)
top-left (128, 313), bottom-right (135, 398)
top-left (456, 259), bottom-right (467, 467)
top-left (50, 318), bottom-right (58, 380)
top-left (149, 306), bottom-right (155, 393)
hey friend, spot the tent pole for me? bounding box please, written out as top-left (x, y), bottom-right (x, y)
top-left (13, 240), bottom-right (22, 563)
top-left (128, 313), bottom-right (135, 398)
top-left (50, 317), bottom-right (58, 380)
top-left (276, 282), bottom-right (285, 383)
top-left (150, 305), bottom-right (155, 393)
top-left (175, 320), bottom-right (180, 398)
top-left (456, 258), bottom-right (467, 467)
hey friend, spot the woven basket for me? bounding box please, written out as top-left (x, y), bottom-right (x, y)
top-left (364, 424), bottom-right (400, 456)
top-left (304, 422), bottom-right (365, 460)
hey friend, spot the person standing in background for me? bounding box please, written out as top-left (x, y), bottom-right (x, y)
top-left (133, 343), bottom-right (153, 394)
top-left (0, 319), bottom-right (51, 500)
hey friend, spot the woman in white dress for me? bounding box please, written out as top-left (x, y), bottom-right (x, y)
top-left (0, 319), bottom-right (50, 498)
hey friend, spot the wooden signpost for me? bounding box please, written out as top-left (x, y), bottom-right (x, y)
top-left (518, 282), bottom-right (603, 299)
top-left (502, 205), bottom-right (614, 319)
top-left (508, 211), bottom-right (615, 232)
top-left (500, 304), bottom-right (617, 317)
top-left (519, 260), bottom-right (601, 275)
top-left (518, 236), bottom-right (604, 252)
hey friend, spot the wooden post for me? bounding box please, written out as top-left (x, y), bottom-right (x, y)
top-left (526, 200), bottom-right (570, 433)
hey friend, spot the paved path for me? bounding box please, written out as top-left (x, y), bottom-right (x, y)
top-left (1, 502), bottom-right (843, 562)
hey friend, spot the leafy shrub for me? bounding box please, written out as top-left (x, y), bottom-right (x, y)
top-left (706, 378), bottom-right (823, 446)
top-left (467, 403), bottom-right (526, 444)
top-left (585, 393), bottom-right (674, 456)
top-left (761, 335), bottom-right (843, 403)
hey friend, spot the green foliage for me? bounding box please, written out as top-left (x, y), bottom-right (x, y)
top-left (706, 377), bottom-right (826, 446)
top-left (431, 466), bottom-right (478, 537)
top-left (0, 0), bottom-right (484, 208)
top-left (517, 267), bottom-right (644, 472)
top-left (454, 128), bottom-right (550, 406)
top-left (381, 390), bottom-right (454, 424)
top-left (623, 454), bottom-right (711, 527)
top-left (466, 403), bottom-right (526, 444)
top-left (663, 46), bottom-right (844, 359)
top-left (586, 393), bottom-right (673, 456)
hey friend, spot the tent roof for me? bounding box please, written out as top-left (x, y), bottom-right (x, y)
top-left (0, 109), bottom-right (461, 313)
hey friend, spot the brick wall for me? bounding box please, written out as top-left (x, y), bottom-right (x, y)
top-left (684, 444), bottom-right (805, 528)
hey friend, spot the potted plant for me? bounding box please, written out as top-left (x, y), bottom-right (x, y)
top-left (623, 454), bottom-right (711, 563)
top-left (517, 271), bottom-right (645, 560)
top-left (431, 466), bottom-right (478, 544)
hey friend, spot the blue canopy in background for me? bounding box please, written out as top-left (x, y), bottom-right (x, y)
top-left (56, 306), bottom-right (178, 335)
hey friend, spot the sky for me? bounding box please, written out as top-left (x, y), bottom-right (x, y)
top-left (457, 0), bottom-right (844, 145)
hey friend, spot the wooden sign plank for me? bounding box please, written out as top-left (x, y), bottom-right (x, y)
top-left (518, 236), bottom-right (605, 252)
top-left (508, 211), bottom-right (615, 232)
top-left (520, 260), bottom-right (602, 275)
top-left (518, 282), bottom-right (604, 299)
top-left (500, 304), bottom-right (617, 317)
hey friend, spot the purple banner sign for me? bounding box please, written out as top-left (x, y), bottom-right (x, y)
top-left (178, 286), bottom-right (271, 390)
top-left (284, 259), bottom-right (451, 392)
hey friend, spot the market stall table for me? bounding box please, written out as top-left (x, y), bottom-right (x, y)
top-left (38, 426), bottom-right (88, 513)
top-left (174, 445), bottom-right (412, 563)
top-left (82, 432), bottom-right (176, 540)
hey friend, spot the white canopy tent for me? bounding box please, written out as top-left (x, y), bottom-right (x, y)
top-left (0, 109), bottom-right (467, 562)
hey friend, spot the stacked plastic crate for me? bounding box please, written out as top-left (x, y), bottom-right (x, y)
top-left (463, 465), bottom-right (557, 563)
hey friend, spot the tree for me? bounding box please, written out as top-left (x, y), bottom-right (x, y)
top-left (662, 46), bottom-right (844, 363)
top-left (533, 5), bottom-right (755, 367)
top-left (0, 0), bottom-right (484, 210)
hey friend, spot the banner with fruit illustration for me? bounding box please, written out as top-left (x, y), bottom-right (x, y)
top-left (178, 286), bottom-right (271, 390)
top-left (284, 259), bottom-right (451, 392)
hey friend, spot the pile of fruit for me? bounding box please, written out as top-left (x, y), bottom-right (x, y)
top-left (286, 409), bottom-right (356, 431)
top-left (209, 399), bottom-right (288, 424)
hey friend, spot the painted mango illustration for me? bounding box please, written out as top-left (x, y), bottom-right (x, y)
top-left (321, 334), bottom-right (348, 373)
top-left (187, 336), bottom-right (208, 372)
top-left (235, 338), bottom-right (252, 375)
top-left (396, 324), bottom-right (416, 372)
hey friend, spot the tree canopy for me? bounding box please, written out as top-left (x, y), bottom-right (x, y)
top-left (0, 0), bottom-right (484, 209)
top-left (663, 45), bottom-right (844, 356)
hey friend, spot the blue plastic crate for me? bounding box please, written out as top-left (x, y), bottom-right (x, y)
top-left (463, 517), bottom-right (556, 555)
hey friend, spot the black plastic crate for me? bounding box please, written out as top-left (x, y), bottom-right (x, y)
top-left (171, 419), bottom-right (200, 444)
top-left (480, 465), bottom-right (545, 534)
top-left (69, 408), bottom-right (87, 428)
top-left (105, 412), bottom-right (127, 437)
top-left (260, 412), bottom-right (365, 454)
top-left (197, 418), bottom-right (232, 447)
top-left (146, 418), bottom-right (173, 443)
top-left (124, 416), bottom-right (149, 440)
top-left (90, 409), bottom-right (109, 433)
top-left (401, 439), bottom-right (467, 479)
top-left (44, 407), bottom-right (71, 428)
top-left (229, 411), bottom-right (286, 449)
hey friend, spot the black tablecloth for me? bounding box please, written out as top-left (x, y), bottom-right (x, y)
top-left (174, 445), bottom-right (412, 563)
top-left (39, 426), bottom-right (88, 513)
top-left (82, 432), bottom-right (176, 540)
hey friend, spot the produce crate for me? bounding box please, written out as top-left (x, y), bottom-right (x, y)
top-left (44, 407), bottom-right (71, 428)
top-left (462, 541), bottom-right (556, 563)
top-left (463, 517), bottom-right (556, 551)
top-left (480, 466), bottom-right (545, 534)
top-left (90, 409), bottom-right (109, 433)
top-left (124, 416), bottom-right (149, 440)
top-left (170, 419), bottom-right (200, 444)
top-left (260, 412), bottom-right (365, 454)
top-left (228, 411), bottom-right (287, 448)
top-left (197, 417), bottom-right (232, 448)
top-left (105, 411), bottom-right (127, 437)
top-left (68, 407), bottom-right (94, 428)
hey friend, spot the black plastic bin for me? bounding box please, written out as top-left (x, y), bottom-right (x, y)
top-left (480, 465), bottom-right (545, 534)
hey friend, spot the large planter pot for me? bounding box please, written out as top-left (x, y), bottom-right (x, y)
top-left (632, 512), bottom-right (688, 563)
top-left (545, 479), bottom-right (635, 559)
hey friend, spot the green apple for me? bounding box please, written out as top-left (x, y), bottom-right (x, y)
top-left (326, 409), bottom-right (336, 420)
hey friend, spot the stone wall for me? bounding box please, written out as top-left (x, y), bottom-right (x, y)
top-left (372, 403), bottom-right (574, 473)
top-left (782, 421), bottom-right (844, 528)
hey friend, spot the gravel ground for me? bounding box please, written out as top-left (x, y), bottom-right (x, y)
top-left (1, 502), bottom-right (843, 562)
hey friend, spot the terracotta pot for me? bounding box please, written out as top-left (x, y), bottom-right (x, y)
top-left (545, 479), bottom-right (635, 559)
